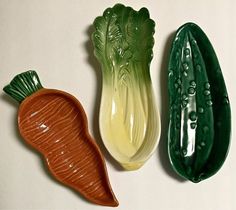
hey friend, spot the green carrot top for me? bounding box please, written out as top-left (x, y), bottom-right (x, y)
top-left (3, 70), bottom-right (43, 103)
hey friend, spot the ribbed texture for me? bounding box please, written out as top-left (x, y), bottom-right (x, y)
top-left (19, 92), bottom-right (118, 206)
top-left (3, 70), bottom-right (43, 103)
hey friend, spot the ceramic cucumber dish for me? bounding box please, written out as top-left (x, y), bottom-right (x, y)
top-left (167, 23), bottom-right (231, 182)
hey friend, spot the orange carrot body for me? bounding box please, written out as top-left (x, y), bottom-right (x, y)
top-left (3, 71), bottom-right (118, 207)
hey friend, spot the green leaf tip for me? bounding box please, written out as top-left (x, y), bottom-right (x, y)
top-left (3, 70), bottom-right (43, 103)
top-left (92, 4), bottom-right (155, 72)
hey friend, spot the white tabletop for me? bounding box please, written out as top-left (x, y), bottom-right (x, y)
top-left (0, 1), bottom-right (235, 210)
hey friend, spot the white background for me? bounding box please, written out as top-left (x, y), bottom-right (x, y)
top-left (0, 0), bottom-right (235, 210)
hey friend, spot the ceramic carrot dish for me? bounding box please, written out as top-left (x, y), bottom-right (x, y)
top-left (167, 23), bottom-right (231, 182)
top-left (3, 70), bottom-right (118, 207)
top-left (92, 4), bottom-right (161, 170)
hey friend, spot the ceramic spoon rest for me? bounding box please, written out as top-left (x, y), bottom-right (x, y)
top-left (3, 70), bottom-right (118, 206)
top-left (167, 23), bottom-right (231, 182)
top-left (92, 4), bottom-right (161, 170)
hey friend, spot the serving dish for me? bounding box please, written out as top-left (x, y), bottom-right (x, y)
top-left (3, 70), bottom-right (118, 206)
top-left (92, 4), bottom-right (161, 170)
top-left (167, 23), bottom-right (231, 182)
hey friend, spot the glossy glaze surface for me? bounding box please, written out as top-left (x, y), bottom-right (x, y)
top-left (92, 4), bottom-right (161, 170)
top-left (168, 23), bottom-right (231, 182)
top-left (3, 71), bottom-right (118, 206)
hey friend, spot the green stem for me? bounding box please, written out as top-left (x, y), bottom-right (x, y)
top-left (3, 70), bottom-right (43, 103)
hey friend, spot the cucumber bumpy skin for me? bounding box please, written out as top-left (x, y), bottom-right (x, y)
top-left (167, 23), bottom-right (231, 183)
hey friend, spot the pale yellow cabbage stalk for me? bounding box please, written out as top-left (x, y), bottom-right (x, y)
top-left (92, 4), bottom-right (161, 170)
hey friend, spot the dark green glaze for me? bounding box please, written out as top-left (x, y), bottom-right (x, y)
top-left (3, 70), bottom-right (43, 103)
top-left (167, 23), bottom-right (231, 182)
top-left (92, 3), bottom-right (155, 82)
